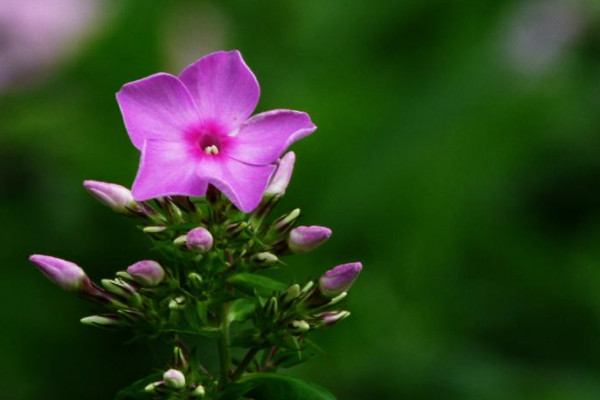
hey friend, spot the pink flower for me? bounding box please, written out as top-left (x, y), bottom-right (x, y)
top-left (117, 50), bottom-right (317, 212)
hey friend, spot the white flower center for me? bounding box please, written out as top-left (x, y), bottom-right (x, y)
top-left (204, 145), bottom-right (219, 155)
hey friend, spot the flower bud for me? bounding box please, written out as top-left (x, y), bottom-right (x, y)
top-left (169, 296), bottom-right (186, 310)
top-left (251, 252), bottom-right (278, 266)
top-left (319, 262), bottom-right (362, 297)
top-left (29, 255), bottom-right (89, 292)
top-left (186, 227), bottom-right (213, 253)
top-left (144, 381), bottom-right (162, 393)
top-left (291, 320), bottom-right (310, 332)
top-left (272, 208), bottom-right (301, 234)
top-left (174, 346), bottom-right (188, 369)
top-left (288, 226), bottom-right (332, 254)
top-left (127, 260), bottom-right (165, 287)
top-left (192, 384), bottom-right (206, 397)
top-left (319, 310), bottom-right (351, 326)
top-left (101, 278), bottom-right (140, 305)
top-left (173, 235), bottom-right (187, 247)
top-left (163, 369), bottom-right (186, 389)
top-left (283, 284), bottom-right (300, 303)
top-left (80, 314), bottom-right (121, 329)
top-left (187, 272), bottom-right (203, 289)
top-left (143, 226), bottom-right (167, 233)
top-left (83, 180), bottom-right (139, 214)
top-left (226, 221), bottom-right (248, 237)
top-left (265, 152), bottom-right (295, 197)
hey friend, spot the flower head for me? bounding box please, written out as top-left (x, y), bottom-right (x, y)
top-left (186, 227), bottom-right (213, 253)
top-left (83, 180), bottom-right (139, 214)
top-left (288, 225), bottom-right (332, 254)
top-left (126, 260), bottom-right (165, 287)
top-left (29, 254), bottom-right (89, 291)
top-left (117, 50), bottom-right (317, 212)
top-left (319, 262), bottom-right (362, 298)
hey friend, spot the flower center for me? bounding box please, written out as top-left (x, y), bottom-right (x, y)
top-left (204, 145), bottom-right (219, 155)
top-left (198, 133), bottom-right (222, 156)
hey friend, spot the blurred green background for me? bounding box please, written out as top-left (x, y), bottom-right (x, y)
top-left (1, 0), bottom-right (600, 399)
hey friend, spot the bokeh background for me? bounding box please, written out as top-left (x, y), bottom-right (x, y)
top-left (1, 0), bottom-right (600, 399)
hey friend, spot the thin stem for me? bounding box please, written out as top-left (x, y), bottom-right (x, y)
top-left (262, 345), bottom-right (279, 371)
top-left (231, 347), bottom-right (260, 381)
top-left (217, 303), bottom-right (231, 388)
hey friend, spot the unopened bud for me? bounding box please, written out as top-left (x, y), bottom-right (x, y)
top-left (301, 281), bottom-right (314, 294)
top-left (288, 226), bottom-right (332, 254)
top-left (83, 180), bottom-right (140, 214)
top-left (191, 384), bottom-right (206, 397)
top-left (173, 235), bottom-right (187, 247)
top-left (251, 252), bottom-right (278, 266)
top-left (143, 226), bottom-right (166, 233)
top-left (329, 292), bottom-right (347, 305)
top-left (272, 208), bottom-right (301, 234)
top-left (169, 296), bottom-right (186, 310)
top-left (283, 284), bottom-right (300, 303)
top-left (29, 255), bottom-right (89, 292)
top-left (291, 320), bottom-right (310, 332)
top-left (80, 314), bottom-right (121, 328)
top-left (265, 297), bottom-right (278, 317)
top-left (319, 262), bottom-right (362, 297)
top-left (264, 152), bottom-right (295, 197)
top-left (187, 272), bottom-right (203, 289)
top-left (127, 260), bottom-right (165, 287)
top-left (319, 310), bottom-right (350, 326)
top-left (226, 221), bottom-right (248, 237)
top-left (186, 227), bottom-right (213, 253)
top-left (174, 346), bottom-right (188, 368)
top-left (144, 381), bottom-right (162, 393)
top-left (163, 369), bottom-right (186, 389)
top-left (101, 278), bottom-right (137, 300)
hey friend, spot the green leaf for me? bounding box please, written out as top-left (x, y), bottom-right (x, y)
top-left (115, 373), bottom-right (161, 400)
top-left (227, 273), bottom-right (286, 297)
top-left (221, 373), bottom-right (337, 400)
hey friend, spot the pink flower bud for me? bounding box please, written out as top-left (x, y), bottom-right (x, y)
top-left (83, 180), bottom-right (139, 214)
top-left (319, 262), bottom-right (362, 297)
top-left (127, 260), bottom-right (165, 287)
top-left (186, 227), bottom-right (213, 253)
top-left (264, 152), bottom-right (295, 197)
top-left (288, 225), bottom-right (332, 254)
top-left (319, 310), bottom-right (350, 326)
top-left (163, 369), bottom-right (186, 389)
top-left (29, 254), bottom-right (89, 291)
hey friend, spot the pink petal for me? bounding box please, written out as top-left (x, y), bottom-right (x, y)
top-left (198, 156), bottom-right (275, 212)
top-left (227, 110), bottom-right (316, 165)
top-left (116, 73), bottom-right (200, 150)
top-left (179, 50), bottom-right (259, 132)
top-left (132, 139), bottom-right (208, 200)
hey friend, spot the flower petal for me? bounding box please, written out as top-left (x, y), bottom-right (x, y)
top-left (116, 73), bottom-right (199, 150)
top-left (132, 139), bottom-right (207, 200)
top-left (227, 110), bottom-right (316, 165)
top-left (198, 156), bottom-right (275, 212)
top-left (179, 50), bottom-right (259, 131)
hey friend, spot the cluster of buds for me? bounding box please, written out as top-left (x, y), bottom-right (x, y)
top-left (29, 254), bottom-right (167, 332)
top-left (30, 152), bottom-right (363, 399)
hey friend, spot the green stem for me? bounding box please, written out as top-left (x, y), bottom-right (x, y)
top-left (231, 347), bottom-right (259, 381)
top-left (217, 303), bottom-right (231, 388)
